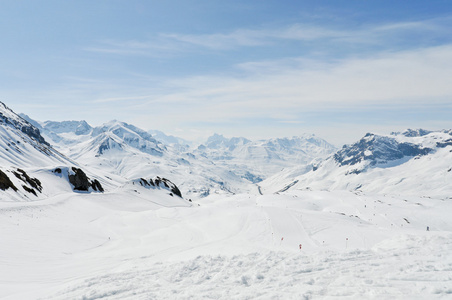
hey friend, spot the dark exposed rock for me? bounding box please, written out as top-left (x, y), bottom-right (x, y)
top-left (19, 125), bottom-right (49, 146)
top-left (138, 176), bottom-right (182, 198)
top-left (22, 185), bottom-right (37, 196)
top-left (0, 170), bottom-right (18, 191)
top-left (437, 139), bottom-right (452, 148)
top-left (67, 167), bottom-right (104, 192)
top-left (68, 167), bottom-right (91, 191)
top-left (12, 168), bottom-right (42, 192)
top-left (91, 179), bottom-right (104, 192)
top-left (139, 178), bottom-right (149, 186)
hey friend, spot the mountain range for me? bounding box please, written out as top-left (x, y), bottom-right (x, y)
top-left (0, 103), bottom-right (444, 200)
top-left (17, 106), bottom-right (337, 200)
top-left (260, 129), bottom-right (452, 199)
top-left (0, 101), bottom-right (446, 201)
top-left (2, 101), bottom-right (452, 299)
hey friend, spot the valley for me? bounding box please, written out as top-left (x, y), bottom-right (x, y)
top-left (0, 102), bottom-right (451, 299)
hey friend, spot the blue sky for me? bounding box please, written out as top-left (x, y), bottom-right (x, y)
top-left (2, 0), bottom-right (452, 145)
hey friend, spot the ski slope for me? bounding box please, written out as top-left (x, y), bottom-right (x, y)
top-left (1, 190), bottom-right (451, 299)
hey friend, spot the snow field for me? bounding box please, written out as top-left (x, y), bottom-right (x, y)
top-left (46, 237), bottom-right (452, 300)
top-left (1, 190), bottom-right (452, 299)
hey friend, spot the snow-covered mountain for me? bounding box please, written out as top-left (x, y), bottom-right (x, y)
top-left (13, 106), bottom-right (452, 200)
top-left (2, 102), bottom-right (452, 299)
top-left (1, 103), bottom-right (192, 202)
top-left (148, 129), bottom-right (191, 147)
top-left (21, 118), bottom-right (255, 199)
top-left (261, 129), bottom-right (452, 198)
top-left (195, 133), bottom-right (336, 184)
top-left (0, 103), bottom-right (111, 200)
top-left (23, 117), bottom-right (335, 199)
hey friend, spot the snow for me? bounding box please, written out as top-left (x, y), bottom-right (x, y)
top-left (1, 190), bottom-right (452, 299)
top-left (261, 131), bottom-right (452, 199)
top-left (2, 103), bottom-right (452, 299)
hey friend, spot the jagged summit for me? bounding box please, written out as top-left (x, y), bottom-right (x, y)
top-left (44, 120), bottom-right (92, 135)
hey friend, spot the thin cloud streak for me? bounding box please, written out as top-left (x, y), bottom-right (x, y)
top-left (84, 17), bottom-right (452, 55)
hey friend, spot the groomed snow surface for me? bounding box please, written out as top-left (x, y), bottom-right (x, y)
top-left (1, 190), bottom-right (452, 299)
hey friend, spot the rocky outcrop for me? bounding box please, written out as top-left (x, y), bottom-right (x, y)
top-left (68, 167), bottom-right (104, 192)
top-left (0, 170), bottom-right (18, 192)
top-left (12, 169), bottom-right (42, 192)
top-left (436, 139), bottom-right (452, 148)
top-left (137, 176), bottom-right (182, 198)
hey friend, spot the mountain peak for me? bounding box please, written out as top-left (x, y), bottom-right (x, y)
top-left (334, 133), bottom-right (432, 168)
top-left (0, 102), bottom-right (49, 146)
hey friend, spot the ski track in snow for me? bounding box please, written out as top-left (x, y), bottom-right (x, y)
top-left (1, 190), bottom-right (452, 299)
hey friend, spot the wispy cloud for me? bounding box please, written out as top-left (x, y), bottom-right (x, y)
top-left (134, 44), bottom-right (452, 125)
top-left (160, 25), bottom-right (345, 50)
top-left (85, 16), bottom-right (452, 55)
top-left (84, 38), bottom-right (184, 57)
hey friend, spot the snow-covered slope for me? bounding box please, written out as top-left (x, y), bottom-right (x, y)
top-left (1, 189), bottom-right (451, 299)
top-left (1, 104), bottom-right (191, 202)
top-left (261, 129), bottom-right (452, 198)
top-left (0, 103), bottom-right (113, 200)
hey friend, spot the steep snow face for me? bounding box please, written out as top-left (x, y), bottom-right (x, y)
top-left (0, 103), bottom-right (69, 168)
top-left (261, 130), bottom-right (452, 198)
top-left (92, 120), bottom-right (165, 157)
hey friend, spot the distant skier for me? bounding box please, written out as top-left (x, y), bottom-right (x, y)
top-left (427, 226), bottom-right (430, 231)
